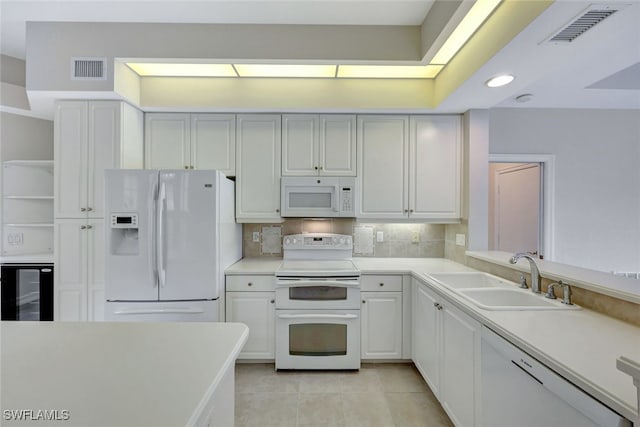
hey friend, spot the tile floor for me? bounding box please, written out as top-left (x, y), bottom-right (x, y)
top-left (235, 363), bottom-right (453, 427)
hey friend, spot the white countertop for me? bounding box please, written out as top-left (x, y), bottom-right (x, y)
top-left (0, 322), bottom-right (248, 427)
top-left (226, 256), bottom-right (640, 422)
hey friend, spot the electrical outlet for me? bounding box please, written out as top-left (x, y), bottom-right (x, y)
top-left (411, 231), bottom-right (420, 243)
top-left (376, 231), bottom-right (384, 242)
top-left (455, 233), bottom-right (466, 246)
top-left (252, 231), bottom-right (260, 242)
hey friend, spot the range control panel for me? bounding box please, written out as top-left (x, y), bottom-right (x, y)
top-left (283, 233), bottom-right (353, 251)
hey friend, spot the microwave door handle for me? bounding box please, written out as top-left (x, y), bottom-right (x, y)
top-left (276, 280), bottom-right (360, 288)
top-left (157, 181), bottom-right (167, 288)
top-left (333, 185), bottom-right (340, 212)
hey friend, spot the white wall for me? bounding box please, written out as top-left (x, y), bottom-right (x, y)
top-left (489, 108), bottom-right (640, 273)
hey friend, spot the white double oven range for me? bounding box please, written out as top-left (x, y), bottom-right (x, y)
top-left (275, 233), bottom-right (361, 370)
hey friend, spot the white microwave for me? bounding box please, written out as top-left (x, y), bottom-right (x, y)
top-left (280, 177), bottom-right (356, 218)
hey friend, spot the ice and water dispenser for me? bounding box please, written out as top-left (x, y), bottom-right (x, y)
top-left (109, 213), bottom-right (139, 255)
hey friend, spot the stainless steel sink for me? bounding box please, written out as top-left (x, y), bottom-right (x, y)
top-left (458, 288), bottom-right (580, 311)
top-left (425, 272), bottom-right (514, 290)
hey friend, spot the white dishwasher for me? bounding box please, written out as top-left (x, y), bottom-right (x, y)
top-left (481, 326), bottom-right (631, 427)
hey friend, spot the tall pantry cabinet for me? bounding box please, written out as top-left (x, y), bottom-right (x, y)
top-left (54, 101), bottom-right (143, 321)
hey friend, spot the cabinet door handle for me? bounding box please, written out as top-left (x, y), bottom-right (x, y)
top-left (314, 166), bottom-right (318, 170)
top-left (379, 283), bottom-right (384, 287)
top-left (276, 209), bottom-right (280, 213)
top-left (87, 225), bottom-right (93, 230)
top-left (247, 282), bottom-right (252, 287)
top-left (80, 225), bottom-right (87, 230)
top-left (81, 208), bottom-right (86, 212)
top-left (404, 209), bottom-right (408, 213)
top-left (319, 166), bottom-right (323, 170)
top-left (434, 302), bottom-right (443, 310)
top-left (87, 207), bottom-right (93, 212)
top-left (270, 300), bottom-right (275, 304)
top-left (362, 300), bottom-right (366, 304)
top-left (190, 165), bottom-right (195, 169)
top-left (184, 166), bottom-right (189, 169)
top-left (409, 209), bottom-right (414, 213)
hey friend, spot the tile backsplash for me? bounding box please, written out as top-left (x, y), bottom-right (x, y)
top-left (242, 219), bottom-right (446, 258)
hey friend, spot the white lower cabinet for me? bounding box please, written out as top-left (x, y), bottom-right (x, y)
top-left (54, 219), bottom-right (104, 321)
top-left (412, 278), bottom-right (481, 427)
top-left (361, 274), bottom-right (403, 359)
top-left (225, 275), bottom-right (276, 359)
top-left (361, 292), bottom-right (402, 359)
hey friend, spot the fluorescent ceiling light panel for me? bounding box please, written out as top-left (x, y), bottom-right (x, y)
top-left (431, 0), bottom-right (503, 65)
top-left (127, 63), bottom-right (237, 77)
top-left (234, 64), bottom-right (337, 78)
top-left (337, 65), bottom-right (444, 79)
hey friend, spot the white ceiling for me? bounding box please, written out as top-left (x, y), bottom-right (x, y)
top-left (1, 0), bottom-right (639, 111)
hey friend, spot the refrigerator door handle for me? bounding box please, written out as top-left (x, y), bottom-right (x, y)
top-left (151, 180), bottom-right (159, 288)
top-left (157, 181), bottom-right (167, 288)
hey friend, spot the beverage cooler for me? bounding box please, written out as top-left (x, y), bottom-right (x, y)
top-left (1, 264), bottom-right (53, 321)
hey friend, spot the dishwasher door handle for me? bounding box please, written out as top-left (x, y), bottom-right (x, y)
top-left (277, 313), bottom-right (358, 320)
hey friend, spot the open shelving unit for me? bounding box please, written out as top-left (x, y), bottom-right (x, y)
top-left (2, 160), bottom-right (54, 261)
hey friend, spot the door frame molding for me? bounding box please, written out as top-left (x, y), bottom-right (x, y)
top-left (489, 154), bottom-right (555, 261)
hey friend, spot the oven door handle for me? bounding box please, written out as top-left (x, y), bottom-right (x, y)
top-left (276, 280), bottom-right (360, 288)
top-left (277, 313), bottom-right (358, 320)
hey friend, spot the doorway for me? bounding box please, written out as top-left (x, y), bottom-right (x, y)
top-left (489, 163), bottom-right (541, 256)
top-left (488, 154), bottom-right (555, 261)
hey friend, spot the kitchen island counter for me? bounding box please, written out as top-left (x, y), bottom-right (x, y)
top-left (1, 321), bottom-right (248, 427)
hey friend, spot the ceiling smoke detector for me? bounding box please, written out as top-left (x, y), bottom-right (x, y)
top-left (515, 93), bottom-right (533, 103)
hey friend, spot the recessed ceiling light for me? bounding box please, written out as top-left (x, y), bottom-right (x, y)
top-left (485, 74), bottom-right (515, 87)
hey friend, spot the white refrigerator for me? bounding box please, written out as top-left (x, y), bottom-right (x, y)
top-left (104, 169), bottom-right (241, 322)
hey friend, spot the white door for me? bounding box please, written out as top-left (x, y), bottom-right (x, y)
top-left (87, 220), bottom-right (105, 321)
top-left (412, 280), bottom-right (440, 396)
top-left (357, 115), bottom-right (409, 219)
top-left (191, 114), bottom-right (236, 175)
top-left (160, 170), bottom-right (218, 300)
top-left (226, 292), bottom-right (275, 359)
top-left (493, 163), bottom-right (541, 255)
top-left (409, 116), bottom-right (461, 219)
top-left (88, 101), bottom-right (120, 218)
top-left (282, 114), bottom-right (318, 176)
top-left (54, 219), bottom-right (88, 320)
top-left (441, 303), bottom-right (480, 427)
top-left (54, 101), bottom-right (88, 218)
top-left (104, 169), bottom-right (158, 301)
top-left (145, 114), bottom-right (191, 169)
top-left (236, 114), bottom-right (282, 222)
top-left (319, 115), bottom-right (356, 176)
top-left (361, 292), bottom-right (402, 359)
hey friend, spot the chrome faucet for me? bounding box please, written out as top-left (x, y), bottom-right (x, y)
top-left (544, 280), bottom-right (573, 305)
top-left (509, 253), bottom-right (541, 294)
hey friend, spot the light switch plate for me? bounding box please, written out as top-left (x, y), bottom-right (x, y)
top-left (252, 232), bottom-right (260, 242)
top-left (376, 231), bottom-right (384, 242)
top-left (456, 233), bottom-right (466, 246)
top-left (411, 231), bottom-right (420, 243)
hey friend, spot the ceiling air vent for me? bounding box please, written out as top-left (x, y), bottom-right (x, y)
top-left (71, 57), bottom-right (107, 80)
top-left (547, 5), bottom-right (622, 43)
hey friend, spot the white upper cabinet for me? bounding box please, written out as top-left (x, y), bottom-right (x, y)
top-left (191, 114), bottom-right (236, 175)
top-left (357, 115), bottom-right (409, 219)
top-left (145, 113), bottom-right (236, 176)
top-left (282, 114), bottom-right (356, 176)
top-left (409, 116), bottom-right (461, 220)
top-left (236, 114), bottom-right (282, 223)
top-left (144, 113), bottom-right (191, 170)
top-left (357, 115), bottom-right (461, 221)
top-left (55, 101), bottom-right (143, 219)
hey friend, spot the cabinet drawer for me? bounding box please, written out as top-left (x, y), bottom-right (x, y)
top-left (361, 275), bottom-right (402, 292)
top-left (226, 275), bottom-right (275, 291)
